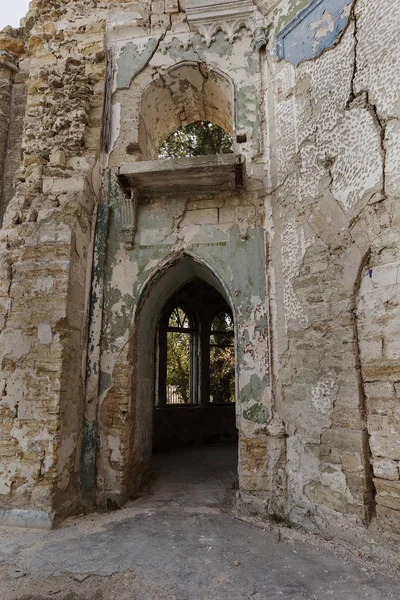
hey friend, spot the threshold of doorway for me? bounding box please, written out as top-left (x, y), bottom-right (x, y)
top-left (149, 443), bottom-right (238, 509)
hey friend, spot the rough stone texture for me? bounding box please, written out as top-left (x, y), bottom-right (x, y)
top-left (263, 0), bottom-right (400, 557)
top-left (0, 0), bottom-right (398, 565)
top-left (0, 29), bottom-right (25, 224)
top-left (0, 0), bottom-right (107, 522)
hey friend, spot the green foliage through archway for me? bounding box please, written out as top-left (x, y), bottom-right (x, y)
top-left (159, 121), bottom-right (233, 159)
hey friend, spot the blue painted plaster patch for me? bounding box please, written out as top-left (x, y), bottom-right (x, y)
top-left (276, 0), bottom-right (352, 65)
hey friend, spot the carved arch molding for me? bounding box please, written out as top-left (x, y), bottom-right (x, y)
top-left (185, 0), bottom-right (269, 49)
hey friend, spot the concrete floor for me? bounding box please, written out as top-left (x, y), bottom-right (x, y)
top-left (0, 444), bottom-right (399, 600)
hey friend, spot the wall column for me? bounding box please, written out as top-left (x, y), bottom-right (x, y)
top-left (0, 50), bottom-right (18, 223)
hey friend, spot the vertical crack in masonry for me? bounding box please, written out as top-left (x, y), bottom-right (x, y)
top-left (346, 0), bottom-right (359, 109)
top-left (365, 98), bottom-right (387, 203)
top-left (337, 0), bottom-right (379, 524)
top-left (101, 49), bottom-right (114, 153)
top-left (127, 20), bottom-right (172, 89)
top-left (352, 250), bottom-right (376, 525)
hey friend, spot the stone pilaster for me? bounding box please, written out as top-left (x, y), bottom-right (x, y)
top-left (0, 50), bottom-right (18, 223)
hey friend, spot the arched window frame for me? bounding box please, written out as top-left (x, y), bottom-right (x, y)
top-left (208, 309), bottom-right (235, 404)
top-left (157, 303), bottom-right (198, 407)
top-left (155, 284), bottom-right (236, 409)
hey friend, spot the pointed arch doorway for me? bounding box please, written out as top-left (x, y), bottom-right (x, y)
top-left (130, 255), bottom-right (238, 500)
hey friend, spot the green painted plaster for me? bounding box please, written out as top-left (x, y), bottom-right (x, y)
top-left (99, 371), bottom-right (112, 396)
top-left (206, 31), bottom-right (234, 57)
top-left (236, 86), bottom-right (260, 153)
top-left (245, 50), bottom-right (259, 77)
top-left (243, 401), bottom-right (268, 425)
top-left (274, 0), bottom-right (313, 33)
top-left (165, 37), bottom-right (203, 63)
top-left (81, 172), bottom-right (111, 502)
top-left (80, 418), bottom-right (98, 502)
top-left (100, 174), bottom-right (270, 420)
top-left (117, 38), bottom-right (160, 89)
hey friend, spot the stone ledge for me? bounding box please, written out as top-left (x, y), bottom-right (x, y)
top-left (0, 509), bottom-right (55, 530)
top-left (118, 154), bottom-right (246, 195)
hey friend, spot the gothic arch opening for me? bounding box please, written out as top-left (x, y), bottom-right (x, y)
top-left (138, 62), bottom-right (235, 160)
top-left (127, 254), bottom-right (238, 498)
top-left (154, 280), bottom-right (237, 449)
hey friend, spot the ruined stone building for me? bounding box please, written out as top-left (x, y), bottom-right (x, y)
top-left (0, 0), bottom-right (399, 561)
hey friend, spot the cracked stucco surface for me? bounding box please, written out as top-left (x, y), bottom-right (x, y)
top-left (266, 0), bottom-right (400, 553)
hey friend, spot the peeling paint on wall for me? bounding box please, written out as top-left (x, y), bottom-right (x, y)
top-left (276, 0), bottom-right (352, 65)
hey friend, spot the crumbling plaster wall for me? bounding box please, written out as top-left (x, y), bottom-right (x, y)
top-left (0, 0), bottom-right (109, 526)
top-left (263, 0), bottom-right (400, 555)
top-left (90, 1), bottom-right (282, 507)
top-left (96, 182), bottom-right (271, 504)
top-left (106, 2), bottom-right (262, 166)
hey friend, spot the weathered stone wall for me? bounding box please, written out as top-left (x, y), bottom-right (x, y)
top-left (88, 0), bottom-right (278, 508)
top-left (263, 0), bottom-right (400, 556)
top-left (95, 177), bottom-right (270, 505)
top-left (2, 71), bottom-right (28, 222)
top-left (357, 223), bottom-right (400, 533)
top-left (0, 1), bottom-right (108, 526)
top-left (0, 58), bottom-right (13, 222)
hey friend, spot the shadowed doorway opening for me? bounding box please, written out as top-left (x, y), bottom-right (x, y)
top-left (154, 279), bottom-right (238, 451)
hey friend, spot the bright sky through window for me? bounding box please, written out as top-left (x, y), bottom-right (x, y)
top-left (0, 0), bottom-right (31, 30)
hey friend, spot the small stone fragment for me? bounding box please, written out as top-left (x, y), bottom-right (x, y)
top-left (72, 573), bottom-right (91, 582)
top-left (8, 568), bottom-right (27, 578)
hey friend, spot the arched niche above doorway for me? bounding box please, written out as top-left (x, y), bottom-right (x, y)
top-left (138, 62), bottom-right (235, 161)
top-left (116, 62), bottom-right (244, 248)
